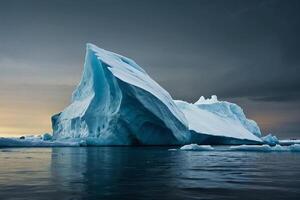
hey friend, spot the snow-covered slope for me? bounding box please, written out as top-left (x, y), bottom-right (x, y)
top-left (52, 44), bottom-right (262, 145)
top-left (194, 95), bottom-right (261, 138)
top-left (175, 96), bottom-right (262, 144)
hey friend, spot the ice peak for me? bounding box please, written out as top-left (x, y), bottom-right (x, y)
top-left (194, 95), bottom-right (218, 105)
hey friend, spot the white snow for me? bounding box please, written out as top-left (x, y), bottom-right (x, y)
top-left (193, 96), bottom-right (261, 137)
top-left (194, 95), bottom-right (219, 105)
top-left (175, 100), bottom-right (262, 142)
top-left (180, 144), bottom-right (214, 151)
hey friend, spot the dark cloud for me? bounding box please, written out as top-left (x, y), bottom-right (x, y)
top-left (0, 0), bottom-right (299, 138)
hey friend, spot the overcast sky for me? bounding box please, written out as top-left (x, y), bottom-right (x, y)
top-left (0, 0), bottom-right (299, 138)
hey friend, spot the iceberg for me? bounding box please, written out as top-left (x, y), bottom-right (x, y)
top-left (180, 144), bottom-right (214, 151)
top-left (261, 134), bottom-right (279, 146)
top-left (51, 44), bottom-right (262, 145)
top-left (194, 96), bottom-right (261, 138)
top-left (290, 144), bottom-right (300, 152)
top-left (42, 133), bottom-right (53, 141)
top-left (175, 96), bottom-right (262, 144)
top-left (229, 144), bottom-right (300, 152)
top-left (0, 137), bottom-right (81, 147)
top-left (230, 144), bottom-right (273, 152)
top-left (279, 139), bottom-right (300, 145)
top-left (52, 44), bottom-right (189, 145)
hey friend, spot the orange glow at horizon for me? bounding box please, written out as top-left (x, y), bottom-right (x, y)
top-left (0, 83), bottom-right (74, 137)
top-left (0, 111), bottom-right (53, 137)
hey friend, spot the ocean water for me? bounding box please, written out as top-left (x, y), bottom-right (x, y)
top-left (0, 147), bottom-right (300, 200)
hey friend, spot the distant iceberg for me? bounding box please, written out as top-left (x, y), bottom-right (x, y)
top-left (230, 144), bottom-right (300, 152)
top-left (0, 137), bottom-right (80, 147)
top-left (279, 139), bottom-right (300, 145)
top-left (180, 144), bottom-right (214, 151)
top-left (261, 134), bottom-right (279, 146)
top-left (51, 44), bottom-right (262, 145)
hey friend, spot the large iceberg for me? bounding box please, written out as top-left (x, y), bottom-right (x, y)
top-left (51, 44), bottom-right (262, 145)
top-left (52, 44), bottom-right (189, 145)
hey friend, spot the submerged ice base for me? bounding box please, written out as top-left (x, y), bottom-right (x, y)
top-left (51, 44), bottom-right (262, 145)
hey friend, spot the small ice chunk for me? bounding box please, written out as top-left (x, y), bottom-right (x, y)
top-left (290, 144), bottom-right (300, 152)
top-left (42, 133), bottom-right (53, 141)
top-left (279, 139), bottom-right (300, 145)
top-left (272, 144), bottom-right (288, 151)
top-left (180, 144), bottom-right (214, 151)
top-left (230, 144), bottom-right (300, 152)
top-left (230, 144), bottom-right (272, 152)
top-left (261, 134), bottom-right (279, 146)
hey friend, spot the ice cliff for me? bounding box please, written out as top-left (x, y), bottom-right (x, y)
top-left (52, 44), bottom-right (262, 145)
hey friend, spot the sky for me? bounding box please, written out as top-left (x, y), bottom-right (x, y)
top-left (0, 0), bottom-right (299, 138)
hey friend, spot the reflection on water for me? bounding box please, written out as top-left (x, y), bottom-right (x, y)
top-left (0, 147), bottom-right (300, 200)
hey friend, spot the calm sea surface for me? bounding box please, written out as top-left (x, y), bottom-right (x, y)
top-left (0, 147), bottom-right (300, 200)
